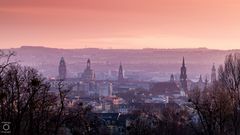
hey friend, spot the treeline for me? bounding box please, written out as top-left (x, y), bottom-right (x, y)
top-left (189, 53), bottom-right (240, 135)
top-left (0, 51), bottom-right (107, 135)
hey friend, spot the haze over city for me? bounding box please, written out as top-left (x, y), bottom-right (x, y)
top-left (2, 1), bottom-right (240, 135)
top-left (1, 0), bottom-right (240, 49)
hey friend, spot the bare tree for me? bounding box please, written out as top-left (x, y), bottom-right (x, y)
top-left (127, 106), bottom-right (192, 135)
top-left (53, 80), bottom-right (70, 135)
top-left (218, 53), bottom-right (240, 135)
top-left (0, 50), bottom-right (15, 74)
top-left (189, 83), bottom-right (234, 135)
top-left (0, 64), bottom-right (59, 135)
top-left (0, 51), bottom-right (107, 135)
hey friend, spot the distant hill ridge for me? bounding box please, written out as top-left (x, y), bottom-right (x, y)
top-left (1, 45), bottom-right (240, 80)
top-left (7, 45), bottom-right (236, 51)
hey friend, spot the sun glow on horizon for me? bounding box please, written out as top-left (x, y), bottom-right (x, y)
top-left (1, 0), bottom-right (240, 49)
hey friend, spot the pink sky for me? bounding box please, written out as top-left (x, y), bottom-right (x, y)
top-left (0, 0), bottom-right (240, 49)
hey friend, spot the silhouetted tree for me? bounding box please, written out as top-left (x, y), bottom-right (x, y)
top-left (0, 51), bottom-right (106, 135)
top-left (127, 106), bottom-right (192, 135)
top-left (218, 53), bottom-right (240, 135)
top-left (0, 64), bottom-right (57, 135)
top-left (189, 83), bottom-right (233, 135)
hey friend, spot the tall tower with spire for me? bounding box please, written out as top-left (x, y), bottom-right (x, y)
top-left (87, 59), bottom-right (91, 69)
top-left (58, 57), bottom-right (67, 80)
top-left (170, 74), bottom-right (175, 82)
top-left (180, 57), bottom-right (188, 91)
top-left (118, 63), bottom-right (124, 82)
top-left (199, 75), bottom-right (203, 83)
top-left (211, 64), bottom-right (217, 83)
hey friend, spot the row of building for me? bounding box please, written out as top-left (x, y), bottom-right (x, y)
top-left (52, 57), bottom-right (217, 111)
top-left (51, 57), bottom-right (218, 134)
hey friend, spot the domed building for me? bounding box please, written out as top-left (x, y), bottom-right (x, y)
top-left (81, 59), bottom-right (95, 81)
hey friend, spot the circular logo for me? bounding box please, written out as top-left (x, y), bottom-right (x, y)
top-left (2, 123), bottom-right (10, 131)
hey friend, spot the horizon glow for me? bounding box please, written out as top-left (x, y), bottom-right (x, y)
top-left (0, 0), bottom-right (240, 50)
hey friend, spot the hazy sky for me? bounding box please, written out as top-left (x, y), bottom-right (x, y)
top-left (0, 0), bottom-right (240, 49)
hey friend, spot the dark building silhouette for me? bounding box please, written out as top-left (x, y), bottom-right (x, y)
top-left (118, 63), bottom-right (124, 82)
top-left (58, 57), bottom-right (67, 80)
top-left (150, 82), bottom-right (180, 96)
top-left (190, 75), bottom-right (206, 91)
top-left (211, 64), bottom-right (217, 83)
top-left (199, 75), bottom-right (203, 83)
top-left (180, 57), bottom-right (188, 91)
top-left (81, 59), bottom-right (95, 81)
top-left (204, 77), bottom-right (208, 89)
top-left (197, 75), bottom-right (204, 89)
top-left (170, 74), bottom-right (175, 82)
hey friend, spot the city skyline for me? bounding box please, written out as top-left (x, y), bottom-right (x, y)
top-left (1, 0), bottom-right (240, 49)
top-left (1, 1), bottom-right (240, 135)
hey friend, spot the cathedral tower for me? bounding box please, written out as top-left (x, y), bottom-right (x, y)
top-left (87, 59), bottom-right (91, 69)
top-left (180, 57), bottom-right (187, 91)
top-left (58, 57), bottom-right (67, 80)
top-left (199, 75), bottom-right (203, 83)
top-left (118, 63), bottom-right (124, 82)
top-left (170, 74), bottom-right (175, 82)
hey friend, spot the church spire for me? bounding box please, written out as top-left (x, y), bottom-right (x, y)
top-left (199, 75), bottom-right (203, 83)
top-left (180, 57), bottom-right (187, 91)
top-left (170, 74), bottom-right (175, 82)
top-left (182, 57), bottom-right (185, 67)
top-left (87, 59), bottom-right (91, 69)
top-left (204, 77), bottom-right (208, 90)
top-left (118, 62), bottom-right (124, 82)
